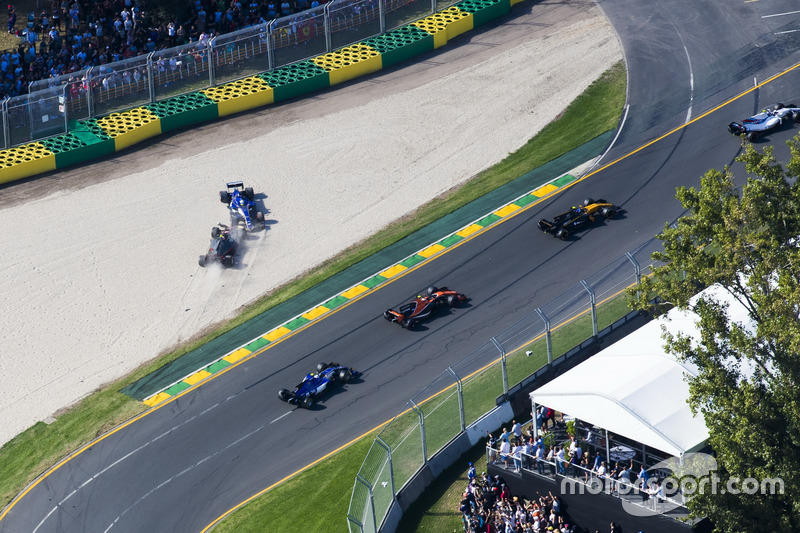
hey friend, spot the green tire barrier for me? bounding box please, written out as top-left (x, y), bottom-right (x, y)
top-left (457, 0), bottom-right (510, 27)
top-left (363, 26), bottom-right (435, 68)
top-left (144, 93), bottom-right (220, 133)
top-left (40, 128), bottom-right (115, 169)
top-left (257, 61), bottom-right (330, 103)
top-left (0, 0), bottom-right (521, 184)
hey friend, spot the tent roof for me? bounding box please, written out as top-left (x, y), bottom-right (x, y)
top-left (530, 286), bottom-right (750, 457)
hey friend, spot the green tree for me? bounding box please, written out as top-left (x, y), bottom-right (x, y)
top-left (628, 139), bottom-right (800, 532)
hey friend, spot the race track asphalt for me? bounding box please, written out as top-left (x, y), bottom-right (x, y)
top-left (2, 0), bottom-right (800, 531)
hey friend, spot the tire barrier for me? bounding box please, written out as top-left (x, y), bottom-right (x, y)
top-left (202, 76), bottom-right (275, 117)
top-left (144, 93), bottom-right (220, 133)
top-left (257, 61), bottom-right (330, 102)
top-left (94, 108), bottom-right (162, 151)
top-left (0, 143), bottom-right (55, 185)
top-left (311, 43), bottom-right (383, 86)
top-left (0, 0), bottom-right (519, 184)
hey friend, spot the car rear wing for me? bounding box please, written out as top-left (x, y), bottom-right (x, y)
top-left (537, 219), bottom-right (557, 234)
top-left (226, 181), bottom-right (245, 190)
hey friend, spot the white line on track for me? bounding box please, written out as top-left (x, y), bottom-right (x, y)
top-left (761, 10), bottom-right (800, 18)
top-left (102, 425), bottom-right (265, 532)
top-left (270, 411), bottom-right (292, 424)
top-left (32, 397), bottom-right (239, 532)
top-left (683, 44), bottom-right (695, 123)
top-left (776, 29), bottom-right (800, 34)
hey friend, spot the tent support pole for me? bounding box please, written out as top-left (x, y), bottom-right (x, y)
top-left (605, 428), bottom-right (610, 471)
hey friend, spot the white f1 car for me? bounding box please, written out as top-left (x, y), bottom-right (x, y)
top-left (728, 103), bottom-right (800, 141)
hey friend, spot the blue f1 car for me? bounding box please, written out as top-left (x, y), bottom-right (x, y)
top-left (278, 362), bottom-right (359, 408)
top-left (220, 181), bottom-right (264, 231)
top-left (728, 103), bottom-right (800, 142)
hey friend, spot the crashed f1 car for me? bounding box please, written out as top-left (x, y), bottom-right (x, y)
top-left (278, 362), bottom-right (359, 408)
top-left (728, 103), bottom-right (800, 142)
top-left (383, 286), bottom-right (467, 329)
top-left (537, 198), bottom-right (622, 240)
top-left (220, 181), bottom-right (264, 231)
top-left (198, 224), bottom-right (237, 267)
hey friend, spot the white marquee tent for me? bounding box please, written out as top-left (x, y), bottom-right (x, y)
top-left (530, 285), bottom-right (753, 458)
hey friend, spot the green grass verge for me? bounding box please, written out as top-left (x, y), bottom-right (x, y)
top-left (0, 60), bottom-right (626, 520)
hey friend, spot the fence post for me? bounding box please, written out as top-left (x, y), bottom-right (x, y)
top-left (208, 36), bottom-right (217, 86)
top-left (85, 67), bottom-right (95, 118)
top-left (580, 279), bottom-right (598, 339)
top-left (410, 400), bottom-right (427, 464)
top-left (375, 436), bottom-right (395, 496)
top-left (378, 0), bottom-right (385, 34)
top-left (447, 367), bottom-right (465, 432)
top-left (146, 52), bottom-right (155, 103)
top-left (535, 308), bottom-right (553, 365)
top-left (324, 5), bottom-right (333, 53)
top-left (355, 474), bottom-right (377, 533)
top-left (490, 337), bottom-right (508, 395)
top-left (61, 84), bottom-right (68, 134)
top-left (346, 514), bottom-right (365, 533)
top-left (266, 21), bottom-right (275, 71)
top-left (625, 251), bottom-right (641, 285)
top-left (1, 97), bottom-right (8, 149)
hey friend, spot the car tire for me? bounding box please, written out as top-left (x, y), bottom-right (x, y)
top-left (794, 111), bottom-right (800, 123)
top-left (338, 369), bottom-right (351, 383)
top-left (211, 226), bottom-right (221, 238)
top-left (220, 191), bottom-right (231, 204)
top-left (583, 198), bottom-right (595, 206)
top-left (556, 229), bottom-right (569, 240)
top-left (222, 255), bottom-right (233, 268)
top-left (601, 207), bottom-right (613, 219)
top-left (198, 255), bottom-right (207, 267)
top-left (278, 389), bottom-right (291, 402)
top-left (301, 396), bottom-right (313, 409)
top-left (447, 294), bottom-right (458, 307)
top-left (244, 187), bottom-right (255, 200)
top-left (747, 131), bottom-right (758, 142)
top-left (317, 362), bottom-right (328, 373)
top-left (426, 286), bottom-right (438, 295)
top-left (256, 211), bottom-right (264, 222)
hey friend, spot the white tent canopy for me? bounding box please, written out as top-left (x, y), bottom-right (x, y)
top-left (529, 285), bottom-right (751, 458)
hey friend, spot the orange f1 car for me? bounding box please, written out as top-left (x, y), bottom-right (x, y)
top-left (383, 286), bottom-right (467, 329)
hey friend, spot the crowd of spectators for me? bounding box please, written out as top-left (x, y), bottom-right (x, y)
top-left (1, 0), bottom-right (326, 98)
top-left (484, 411), bottom-right (666, 522)
top-left (460, 466), bottom-right (576, 533)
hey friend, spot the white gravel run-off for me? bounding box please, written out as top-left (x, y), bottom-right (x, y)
top-left (0, 15), bottom-right (621, 446)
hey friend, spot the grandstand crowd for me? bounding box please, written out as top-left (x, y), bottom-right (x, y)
top-left (1, 0), bottom-right (322, 98)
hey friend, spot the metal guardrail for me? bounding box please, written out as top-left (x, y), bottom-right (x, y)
top-left (1, 0), bottom-right (447, 149)
top-left (347, 237), bottom-right (665, 532)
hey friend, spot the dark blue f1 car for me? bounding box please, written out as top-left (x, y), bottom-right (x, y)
top-left (278, 362), bottom-right (359, 408)
top-left (220, 181), bottom-right (264, 231)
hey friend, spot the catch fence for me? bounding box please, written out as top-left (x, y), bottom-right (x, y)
top-left (1, 0), bottom-right (446, 148)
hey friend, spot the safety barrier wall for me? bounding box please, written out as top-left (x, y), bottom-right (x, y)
top-left (0, 0), bottom-right (521, 185)
top-left (346, 237), bottom-right (664, 532)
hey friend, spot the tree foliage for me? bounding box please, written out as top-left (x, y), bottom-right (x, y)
top-left (628, 138), bottom-right (800, 532)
